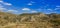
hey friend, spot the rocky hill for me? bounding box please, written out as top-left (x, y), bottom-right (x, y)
top-left (0, 12), bottom-right (60, 28)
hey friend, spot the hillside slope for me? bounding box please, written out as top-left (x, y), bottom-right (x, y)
top-left (0, 12), bottom-right (60, 28)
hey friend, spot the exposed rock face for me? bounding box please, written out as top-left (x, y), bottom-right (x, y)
top-left (20, 13), bottom-right (50, 22)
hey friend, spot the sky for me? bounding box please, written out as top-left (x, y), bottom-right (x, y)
top-left (0, 0), bottom-right (60, 14)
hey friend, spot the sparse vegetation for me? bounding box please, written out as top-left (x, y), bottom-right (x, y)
top-left (0, 12), bottom-right (60, 28)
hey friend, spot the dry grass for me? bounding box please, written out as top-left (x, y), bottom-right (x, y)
top-left (0, 12), bottom-right (60, 28)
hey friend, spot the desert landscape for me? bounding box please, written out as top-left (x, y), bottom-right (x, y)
top-left (0, 0), bottom-right (60, 28)
top-left (0, 12), bottom-right (60, 28)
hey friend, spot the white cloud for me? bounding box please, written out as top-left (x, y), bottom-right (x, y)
top-left (30, 1), bottom-right (35, 3)
top-left (56, 6), bottom-right (60, 7)
top-left (3, 2), bottom-right (12, 6)
top-left (28, 3), bottom-right (32, 6)
top-left (0, 0), bottom-right (12, 6)
top-left (0, 0), bottom-right (14, 13)
top-left (0, 0), bottom-right (12, 11)
top-left (0, 4), bottom-right (3, 7)
top-left (0, 4), bottom-right (6, 12)
top-left (22, 8), bottom-right (30, 11)
top-left (7, 10), bottom-right (18, 12)
top-left (47, 9), bottom-right (52, 11)
top-left (31, 11), bottom-right (37, 13)
top-left (0, 0), bottom-right (3, 3)
top-left (0, 8), bottom-right (6, 10)
top-left (0, 8), bottom-right (6, 12)
top-left (55, 6), bottom-right (60, 10)
top-left (27, 1), bottom-right (35, 6)
top-left (54, 6), bottom-right (60, 10)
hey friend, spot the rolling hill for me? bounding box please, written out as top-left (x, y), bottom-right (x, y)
top-left (0, 12), bottom-right (60, 28)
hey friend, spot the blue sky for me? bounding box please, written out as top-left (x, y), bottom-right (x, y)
top-left (0, 0), bottom-right (60, 14)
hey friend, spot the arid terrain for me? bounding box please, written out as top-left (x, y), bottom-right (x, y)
top-left (0, 12), bottom-right (60, 28)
